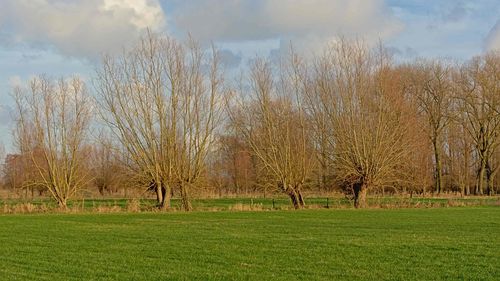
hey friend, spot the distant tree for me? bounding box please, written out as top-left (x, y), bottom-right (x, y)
top-left (13, 76), bottom-right (92, 207)
top-left (456, 52), bottom-right (500, 195)
top-left (445, 118), bottom-right (474, 195)
top-left (90, 133), bottom-right (126, 196)
top-left (2, 154), bottom-right (24, 191)
top-left (214, 134), bottom-right (256, 195)
top-left (408, 60), bottom-right (454, 194)
top-left (229, 58), bottom-right (315, 209)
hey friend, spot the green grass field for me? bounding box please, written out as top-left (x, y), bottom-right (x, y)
top-left (1, 207), bottom-right (499, 280)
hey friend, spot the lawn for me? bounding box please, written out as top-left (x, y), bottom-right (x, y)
top-left (0, 207), bottom-right (499, 280)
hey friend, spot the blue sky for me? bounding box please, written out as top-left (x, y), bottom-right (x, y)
top-left (0, 0), bottom-right (499, 152)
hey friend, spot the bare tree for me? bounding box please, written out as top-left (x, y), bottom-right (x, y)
top-left (214, 134), bottom-right (256, 195)
top-left (90, 133), bottom-right (126, 196)
top-left (446, 118), bottom-right (474, 195)
top-left (171, 40), bottom-right (225, 211)
top-left (456, 52), bottom-right (500, 195)
top-left (302, 55), bottom-right (334, 193)
top-left (13, 76), bottom-right (92, 207)
top-left (229, 58), bottom-right (315, 209)
top-left (409, 60), bottom-right (454, 194)
top-left (2, 154), bottom-right (21, 192)
top-left (96, 33), bottom-right (224, 210)
top-left (307, 40), bottom-right (419, 208)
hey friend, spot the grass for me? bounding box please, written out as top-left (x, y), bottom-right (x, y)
top-left (0, 207), bottom-right (499, 280)
top-left (1, 196), bottom-right (499, 213)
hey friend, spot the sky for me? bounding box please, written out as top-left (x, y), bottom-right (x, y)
top-left (0, 0), bottom-right (499, 152)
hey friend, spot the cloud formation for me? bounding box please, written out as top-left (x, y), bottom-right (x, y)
top-left (218, 50), bottom-right (243, 69)
top-left (173, 0), bottom-right (403, 50)
top-left (0, 0), bottom-right (166, 58)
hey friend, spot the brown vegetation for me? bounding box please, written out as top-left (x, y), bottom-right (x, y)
top-left (12, 76), bottom-right (92, 208)
top-left (1, 33), bottom-right (499, 209)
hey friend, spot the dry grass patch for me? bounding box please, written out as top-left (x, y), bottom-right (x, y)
top-left (126, 199), bottom-right (141, 212)
top-left (229, 203), bottom-right (264, 211)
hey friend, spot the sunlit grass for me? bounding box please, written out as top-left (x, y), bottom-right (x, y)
top-left (0, 207), bottom-right (498, 280)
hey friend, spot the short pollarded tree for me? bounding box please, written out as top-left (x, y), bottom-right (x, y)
top-left (13, 76), bottom-right (92, 208)
top-left (230, 59), bottom-right (315, 209)
top-left (309, 40), bottom-right (419, 208)
top-left (96, 33), bottom-right (224, 210)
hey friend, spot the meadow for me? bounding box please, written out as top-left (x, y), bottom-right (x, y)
top-left (0, 206), bottom-right (499, 280)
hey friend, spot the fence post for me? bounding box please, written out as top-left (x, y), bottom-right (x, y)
top-left (272, 198), bottom-right (275, 210)
top-left (326, 197), bottom-right (329, 209)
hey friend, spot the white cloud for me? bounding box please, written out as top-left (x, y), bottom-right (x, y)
top-left (173, 0), bottom-right (403, 50)
top-left (0, 0), bottom-right (166, 58)
top-left (485, 20), bottom-right (500, 51)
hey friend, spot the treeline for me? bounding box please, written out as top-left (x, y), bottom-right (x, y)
top-left (1, 33), bottom-right (499, 209)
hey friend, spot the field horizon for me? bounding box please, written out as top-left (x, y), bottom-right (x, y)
top-left (1, 195), bottom-right (499, 214)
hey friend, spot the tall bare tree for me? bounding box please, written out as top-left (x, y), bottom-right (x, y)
top-left (96, 33), bottom-right (224, 210)
top-left (446, 118), bottom-right (474, 195)
top-left (456, 52), bottom-right (500, 195)
top-left (307, 40), bottom-right (419, 207)
top-left (13, 76), bottom-right (92, 207)
top-left (409, 60), bottom-right (454, 194)
top-left (229, 58), bottom-right (315, 209)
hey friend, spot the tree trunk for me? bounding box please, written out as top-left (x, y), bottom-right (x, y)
top-left (433, 141), bottom-right (443, 194)
top-left (353, 183), bottom-right (368, 209)
top-left (487, 165), bottom-right (498, 196)
top-left (155, 185), bottom-right (164, 208)
top-left (297, 189), bottom-right (305, 208)
top-left (287, 188), bottom-right (301, 209)
top-left (235, 182), bottom-right (240, 195)
top-left (58, 198), bottom-right (67, 209)
top-left (159, 184), bottom-right (171, 210)
top-left (477, 158), bottom-right (486, 195)
top-left (180, 183), bottom-right (192, 211)
top-left (464, 138), bottom-right (470, 196)
top-left (485, 164), bottom-right (491, 196)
